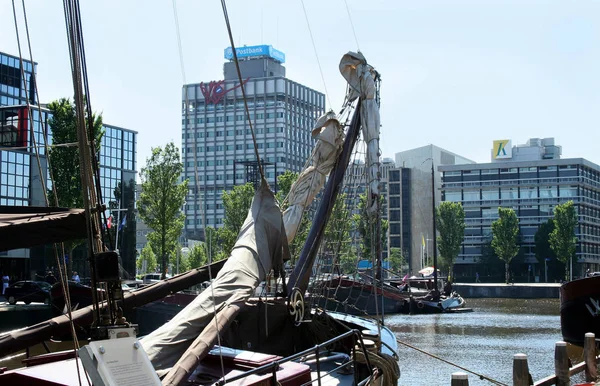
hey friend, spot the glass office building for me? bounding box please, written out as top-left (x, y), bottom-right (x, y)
top-left (0, 50), bottom-right (137, 280)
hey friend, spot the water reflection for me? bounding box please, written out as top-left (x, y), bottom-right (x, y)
top-left (385, 298), bottom-right (563, 385)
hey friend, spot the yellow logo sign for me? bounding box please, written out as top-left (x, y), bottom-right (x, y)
top-left (493, 140), bottom-right (512, 159)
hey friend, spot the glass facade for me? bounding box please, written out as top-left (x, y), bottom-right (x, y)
top-left (1, 50), bottom-right (138, 279)
top-left (182, 71), bottom-right (325, 240)
top-left (0, 52), bottom-right (36, 106)
top-left (441, 159), bottom-right (600, 275)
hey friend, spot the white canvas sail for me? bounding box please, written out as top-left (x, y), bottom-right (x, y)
top-left (282, 111), bottom-right (343, 243)
top-left (339, 51), bottom-right (381, 215)
top-left (141, 181), bottom-right (288, 373)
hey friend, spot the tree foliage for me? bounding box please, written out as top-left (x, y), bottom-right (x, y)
top-left (436, 201), bottom-right (466, 277)
top-left (137, 244), bottom-right (157, 274)
top-left (275, 171), bottom-right (311, 263)
top-left (354, 193), bottom-right (387, 260)
top-left (47, 98), bottom-right (103, 273)
top-left (388, 247), bottom-right (406, 273)
top-left (535, 219), bottom-right (556, 264)
top-left (323, 193), bottom-right (354, 274)
top-left (214, 182), bottom-right (255, 255)
top-left (550, 201), bottom-right (578, 280)
top-left (275, 170), bottom-right (298, 204)
top-left (187, 244), bottom-right (208, 269)
top-left (491, 207), bottom-right (520, 283)
top-left (222, 182), bottom-right (255, 232)
top-left (138, 143), bottom-right (188, 278)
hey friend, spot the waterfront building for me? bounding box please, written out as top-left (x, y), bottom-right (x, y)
top-left (390, 145), bottom-right (474, 273)
top-left (181, 45), bottom-right (325, 240)
top-left (0, 50), bottom-right (137, 279)
top-left (440, 138), bottom-right (600, 277)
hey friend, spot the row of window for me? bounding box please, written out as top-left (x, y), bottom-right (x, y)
top-left (183, 127), bottom-right (286, 138)
top-left (445, 185), bottom-right (581, 201)
top-left (186, 171), bottom-right (279, 182)
top-left (183, 112), bottom-right (285, 124)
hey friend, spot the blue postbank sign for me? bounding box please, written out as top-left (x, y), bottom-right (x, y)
top-left (224, 45), bottom-right (285, 63)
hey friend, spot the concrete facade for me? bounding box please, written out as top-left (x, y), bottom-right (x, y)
top-left (181, 48), bottom-right (325, 240)
top-left (391, 145), bottom-right (475, 273)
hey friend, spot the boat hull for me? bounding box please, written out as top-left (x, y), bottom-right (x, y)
top-left (560, 276), bottom-right (600, 346)
top-left (312, 277), bottom-right (409, 315)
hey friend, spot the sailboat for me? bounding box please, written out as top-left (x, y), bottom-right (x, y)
top-left (0, 2), bottom-right (400, 383)
top-left (313, 161), bottom-right (467, 315)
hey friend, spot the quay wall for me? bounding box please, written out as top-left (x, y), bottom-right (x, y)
top-left (453, 283), bottom-right (560, 299)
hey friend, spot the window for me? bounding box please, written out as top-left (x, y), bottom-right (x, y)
top-left (559, 186), bottom-right (577, 197)
top-left (520, 187), bottom-right (537, 199)
top-left (444, 191), bottom-right (461, 201)
top-left (481, 189), bottom-right (499, 200)
top-left (501, 188), bottom-right (518, 199)
top-left (463, 190), bottom-right (479, 201)
top-left (539, 186), bottom-right (557, 198)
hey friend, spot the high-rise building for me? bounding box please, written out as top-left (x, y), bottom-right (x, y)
top-left (181, 45), bottom-right (325, 240)
top-left (0, 50), bottom-right (137, 280)
top-left (390, 145), bottom-right (474, 273)
top-left (440, 138), bottom-right (600, 278)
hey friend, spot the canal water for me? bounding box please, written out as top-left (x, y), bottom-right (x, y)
top-left (386, 298), bottom-right (582, 385)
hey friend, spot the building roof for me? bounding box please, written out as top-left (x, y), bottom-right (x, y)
top-left (438, 157), bottom-right (600, 171)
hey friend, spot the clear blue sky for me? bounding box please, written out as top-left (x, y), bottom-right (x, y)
top-left (2, 1), bottom-right (598, 170)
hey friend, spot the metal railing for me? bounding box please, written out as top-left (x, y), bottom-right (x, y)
top-left (215, 329), bottom-right (374, 386)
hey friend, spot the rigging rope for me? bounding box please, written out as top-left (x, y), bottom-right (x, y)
top-left (220, 0), bottom-right (265, 181)
top-left (299, 0), bottom-right (333, 110)
top-left (12, 1), bottom-right (85, 384)
top-left (172, 0), bottom-right (226, 379)
top-left (342, 0), bottom-right (361, 52)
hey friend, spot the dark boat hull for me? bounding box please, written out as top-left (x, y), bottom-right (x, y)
top-left (312, 277), bottom-right (411, 315)
top-left (560, 276), bottom-right (600, 346)
top-left (312, 277), bottom-right (466, 315)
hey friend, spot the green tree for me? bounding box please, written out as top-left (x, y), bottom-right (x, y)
top-left (138, 143), bottom-right (188, 279)
top-left (388, 247), bottom-right (406, 273)
top-left (354, 193), bottom-right (387, 260)
top-left (323, 193), bottom-right (354, 274)
top-left (205, 227), bottom-right (231, 262)
top-left (137, 244), bottom-right (157, 275)
top-left (217, 182), bottom-right (255, 255)
top-left (276, 171), bottom-right (312, 263)
top-left (222, 182), bottom-right (255, 232)
top-left (550, 201), bottom-right (578, 280)
top-left (491, 207), bottom-right (520, 283)
top-left (340, 249), bottom-right (358, 275)
top-left (275, 170), bottom-right (299, 203)
top-left (47, 98), bottom-right (103, 274)
top-left (436, 202), bottom-right (466, 278)
top-left (534, 219), bottom-right (564, 282)
top-left (187, 244), bottom-right (208, 269)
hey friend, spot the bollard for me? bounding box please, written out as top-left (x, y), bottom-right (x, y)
top-left (513, 353), bottom-right (530, 386)
top-left (584, 333), bottom-right (597, 382)
top-left (555, 341), bottom-right (570, 386)
top-left (451, 372), bottom-right (469, 386)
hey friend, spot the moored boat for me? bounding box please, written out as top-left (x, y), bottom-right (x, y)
top-left (560, 275), bottom-right (600, 346)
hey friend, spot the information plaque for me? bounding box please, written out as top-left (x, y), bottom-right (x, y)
top-left (81, 337), bottom-right (161, 386)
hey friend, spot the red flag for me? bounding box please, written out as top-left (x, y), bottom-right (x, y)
top-left (107, 215), bottom-right (113, 229)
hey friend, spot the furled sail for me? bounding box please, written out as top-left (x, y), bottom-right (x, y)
top-left (282, 111), bottom-right (343, 243)
top-left (339, 52), bottom-right (381, 215)
top-left (0, 206), bottom-right (87, 252)
top-left (141, 181), bottom-right (288, 374)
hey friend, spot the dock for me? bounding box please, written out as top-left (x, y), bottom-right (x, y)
top-left (453, 283), bottom-right (561, 299)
